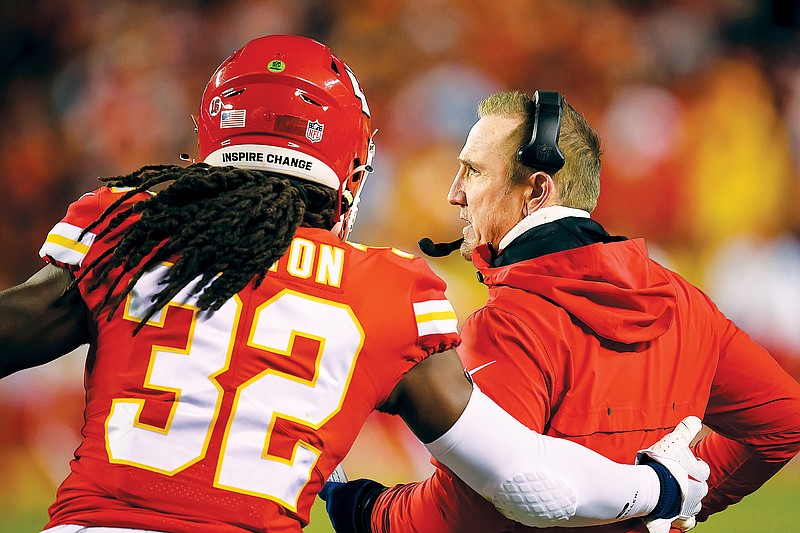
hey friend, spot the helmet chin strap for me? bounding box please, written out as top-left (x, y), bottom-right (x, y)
top-left (339, 164), bottom-right (373, 240)
top-left (338, 134), bottom-right (377, 241)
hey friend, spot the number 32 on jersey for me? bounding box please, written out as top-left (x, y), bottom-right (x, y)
top-left (104, 264), bottom-right (364, 511)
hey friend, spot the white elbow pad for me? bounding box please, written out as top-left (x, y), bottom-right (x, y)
top-left (424, 386), bottom-right (660, 528)
top-left (425, 387), bottom-right (577, 526)
top-left (491, 470), bottom-right (577, 525)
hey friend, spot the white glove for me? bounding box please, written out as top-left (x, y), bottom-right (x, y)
top-left (635, 416), bottom-right (710, 533)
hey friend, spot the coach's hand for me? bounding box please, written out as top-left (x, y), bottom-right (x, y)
top-left (636, 416), bottom-right (710, 533)
top-left (319, 478), bottom-right (387, 533)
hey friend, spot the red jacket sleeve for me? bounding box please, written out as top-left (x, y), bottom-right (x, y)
top-left (370, 465), bottom-right (517, 533)
top-left (694, 319), bottom-right (800, 521)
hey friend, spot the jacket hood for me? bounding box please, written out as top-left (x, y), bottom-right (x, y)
top-left (474, 238), bottom-right (676, 345)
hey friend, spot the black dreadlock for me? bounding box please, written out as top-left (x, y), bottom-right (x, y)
top-left (71, 163), bottom-right (337, 334)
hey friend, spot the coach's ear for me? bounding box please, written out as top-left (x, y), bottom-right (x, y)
top-left (523, 171), bottom-right (559, 216)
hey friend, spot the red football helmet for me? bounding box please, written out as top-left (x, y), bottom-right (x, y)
top-left (197, 34), bottom-right (375, 239)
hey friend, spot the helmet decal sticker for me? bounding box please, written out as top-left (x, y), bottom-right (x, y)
top-left (274, 115), bottom-right (309, 137)
top-left (208, 96), bottom-right (225, 117)
top-left (306, 120), bottom-right (324, 143)
top-left (267, 59), bottom-right (286, 73)
top-left (220, 109), bottom-right (246, 128)
top-left (344, 66), bottom-right (370, 117)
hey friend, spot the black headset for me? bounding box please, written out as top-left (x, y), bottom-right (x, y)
top-left (517, 90), bottom-right (565, 174)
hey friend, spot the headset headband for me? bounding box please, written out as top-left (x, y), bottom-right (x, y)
top-left (517, 90), bottom-right (565, 174)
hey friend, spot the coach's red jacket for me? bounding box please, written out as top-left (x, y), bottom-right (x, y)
top-left (371, 217), bottom-right (800, 533)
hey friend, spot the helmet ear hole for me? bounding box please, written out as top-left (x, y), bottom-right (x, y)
top-left (350, 158), bottom-right (362, 183)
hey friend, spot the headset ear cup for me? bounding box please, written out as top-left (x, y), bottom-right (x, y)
top-left (518, 91), bottom-right (566, 174)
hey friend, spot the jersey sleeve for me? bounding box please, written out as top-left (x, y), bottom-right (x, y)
top-left (39, 187), bottom-right (150, 273)
top-left (694, 317), bottom-right (800, 521)
top-left (39, 189), bottom-right (104, 271)
top-left (359, 253), bottom-right (461, 410)
top-left (408, 257), bottom-right (460, 358)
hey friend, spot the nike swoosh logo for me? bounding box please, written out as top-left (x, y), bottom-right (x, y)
top-left (466, 360), bottom-right (497, 375)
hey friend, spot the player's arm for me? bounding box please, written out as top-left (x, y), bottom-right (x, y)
top-left (694, 320), bottom-right (800, 521)
top-left (0, 264), bottom-right (89, 378)
top-left (322, 348), bottom-right (705, 531)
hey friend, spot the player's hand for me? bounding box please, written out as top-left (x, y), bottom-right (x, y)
top-left (636, 416), bottom-right (710, 533)
top-left (319, 478), bottom-right (387, 533)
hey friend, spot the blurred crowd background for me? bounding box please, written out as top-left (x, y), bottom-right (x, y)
top-left (1, 0), bottom-right (799, 531)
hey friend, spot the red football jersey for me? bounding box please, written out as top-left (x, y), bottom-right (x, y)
top-left (38, 187), bottom-right (460, 533)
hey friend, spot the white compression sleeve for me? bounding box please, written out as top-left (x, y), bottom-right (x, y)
top-left (424, 386), bottom-right (661, 527)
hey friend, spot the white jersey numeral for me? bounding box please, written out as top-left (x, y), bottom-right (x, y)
top-left (105, 266), bottom-right (363, 511)
top-left (216, 291), bottom-right (363, 507)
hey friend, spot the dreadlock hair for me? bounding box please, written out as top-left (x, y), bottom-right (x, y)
top-left (71, 163), bottom-right (337, 334)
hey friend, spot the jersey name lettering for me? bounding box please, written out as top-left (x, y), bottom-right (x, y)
top-left (270, 238), bottom-right (345, 288)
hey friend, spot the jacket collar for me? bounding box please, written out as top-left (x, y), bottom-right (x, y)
top-left (498, 206), bottom-right (590, 250)
top-left (476, 216), bottom-right (627, 268)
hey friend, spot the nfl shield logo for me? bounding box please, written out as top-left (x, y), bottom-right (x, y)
top-left (306, 120), bottom-right (324, 143)
top-left (536, 144), bottom-right (552, 162)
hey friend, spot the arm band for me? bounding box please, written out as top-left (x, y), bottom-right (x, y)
top-left (424, 386), bottom-right (661, 527)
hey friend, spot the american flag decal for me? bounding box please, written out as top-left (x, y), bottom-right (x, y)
top-left (220, 109), bottom-right (246, 128)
